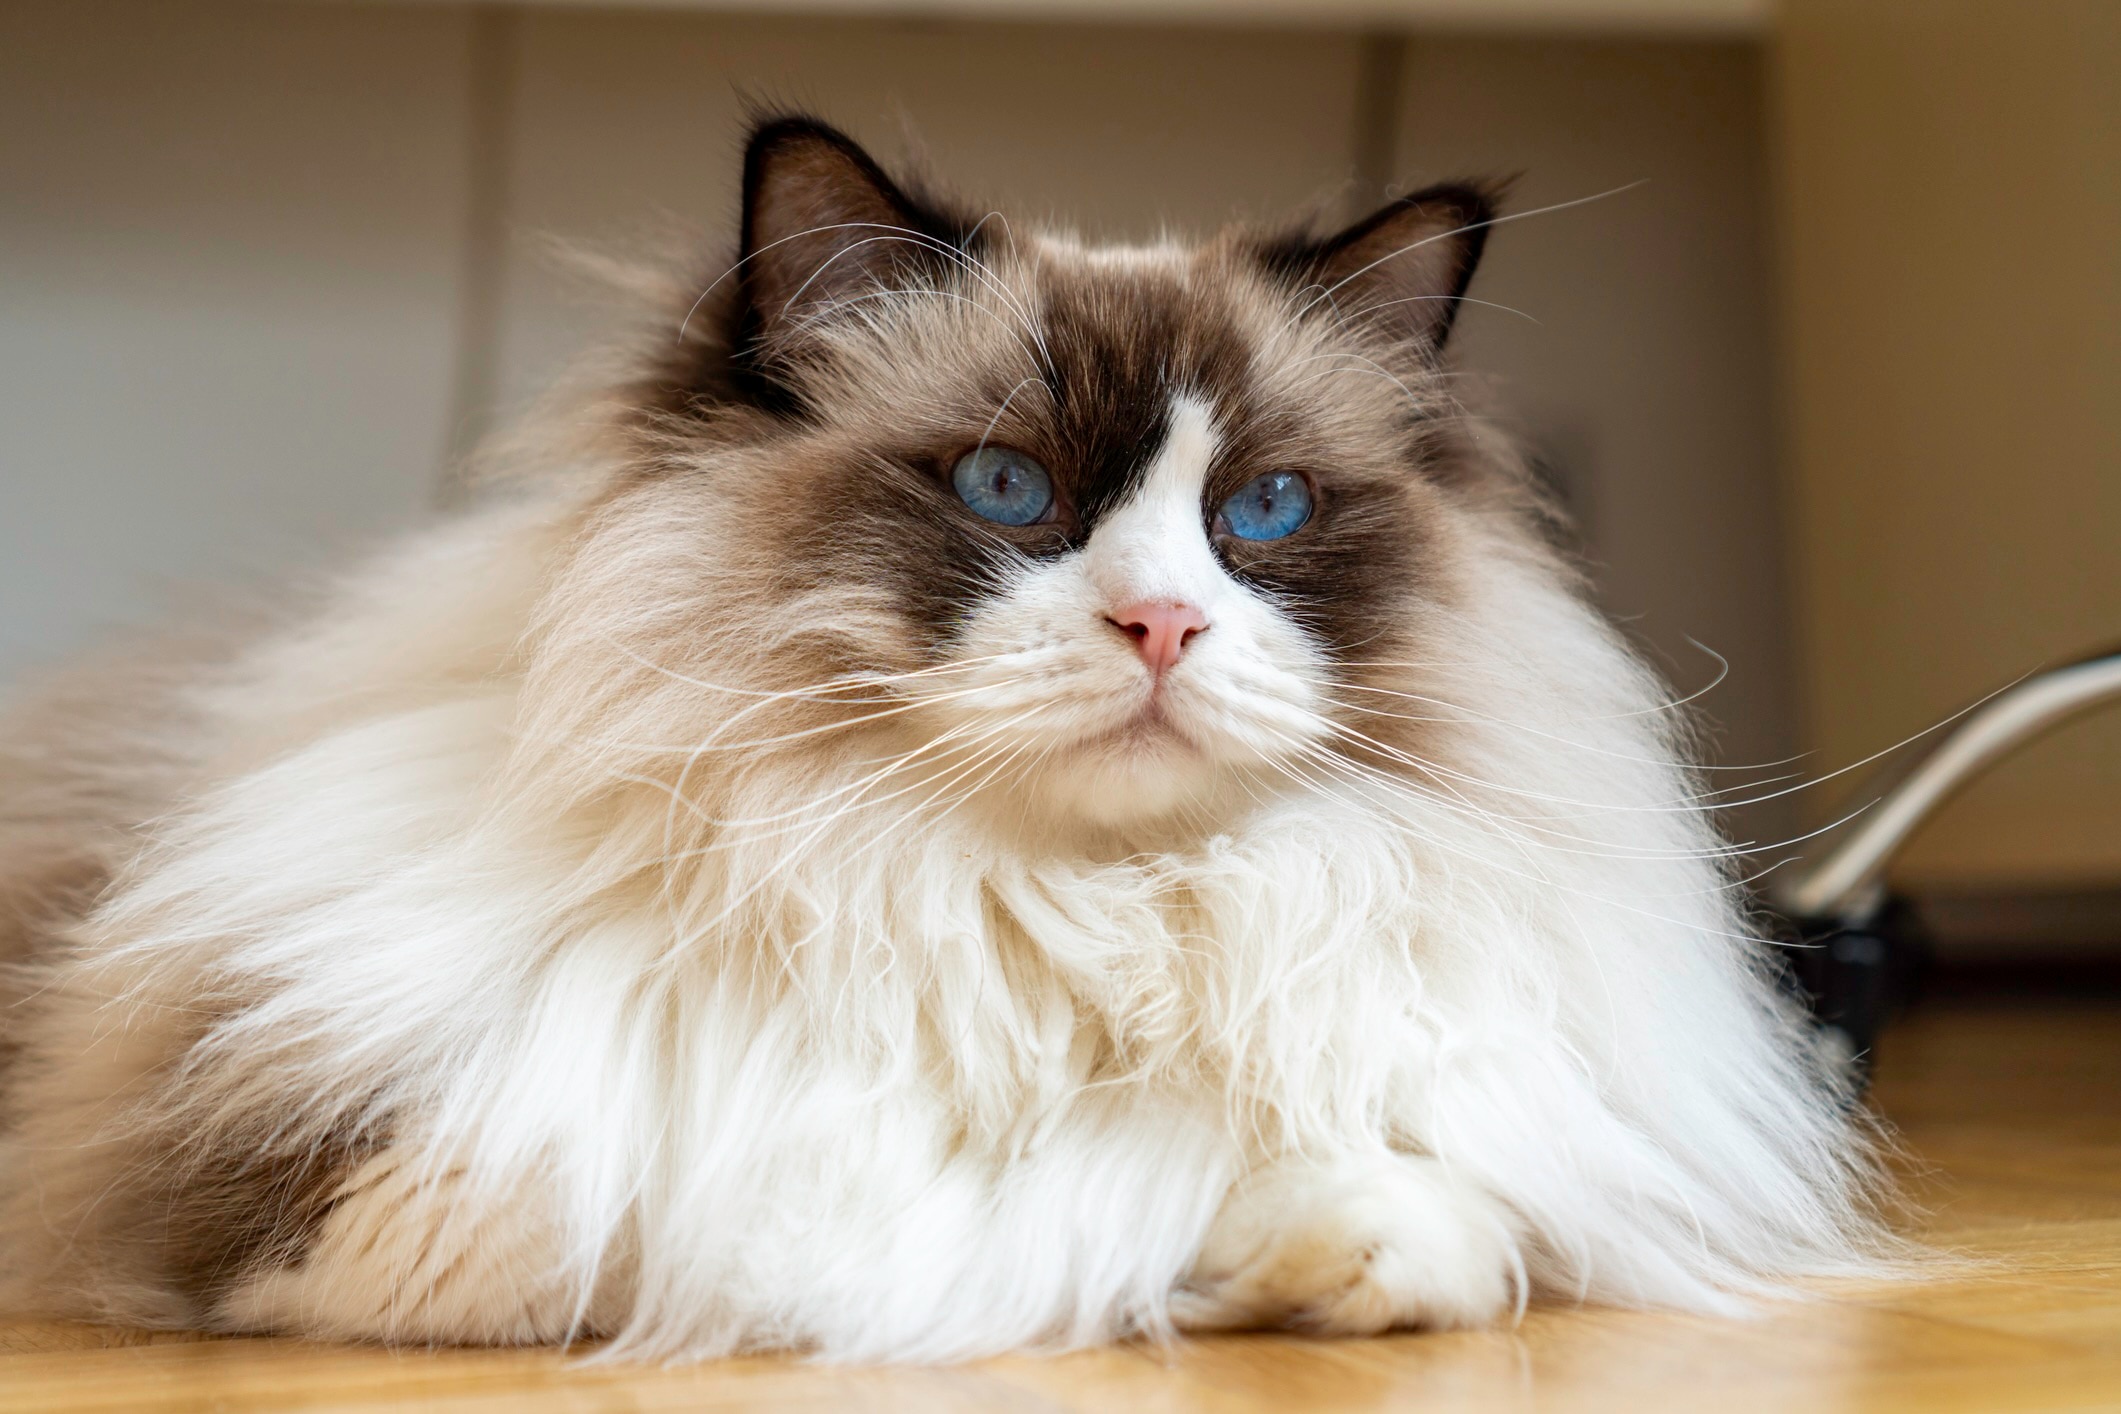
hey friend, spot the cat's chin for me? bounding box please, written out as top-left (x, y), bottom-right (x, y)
top-left (1040, 760), bottom-right (1216, 831)
top-left (1021, 719), bottom-right (1257, 834)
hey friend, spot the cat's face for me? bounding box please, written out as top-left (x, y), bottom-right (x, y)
top-left (589, 119), bottom-right (1503, 839)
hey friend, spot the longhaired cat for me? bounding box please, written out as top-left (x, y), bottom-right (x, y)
top-left (0, 117), bottom-right (1889, 1360)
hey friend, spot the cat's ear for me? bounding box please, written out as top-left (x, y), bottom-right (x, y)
top-left (1258, 183), bottom-right (1499, 355)
top-left (735, 116), bottom-right (964, 350)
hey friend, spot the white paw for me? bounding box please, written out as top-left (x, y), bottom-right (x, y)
top-left (1174, 1152), bottom-right (1522, 1335)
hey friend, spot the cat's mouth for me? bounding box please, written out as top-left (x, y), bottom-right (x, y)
top-left (1084, 699), bottom-right (1199, 755)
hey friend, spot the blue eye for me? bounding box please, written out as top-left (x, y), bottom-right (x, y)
top-left (952, 447), bottom-right (1055, 526)
top-left (1217, 471), bottom-right (1314, 541)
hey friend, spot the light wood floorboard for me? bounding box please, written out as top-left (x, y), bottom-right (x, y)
top-left (3, 997), bottom-right (2116, 1412)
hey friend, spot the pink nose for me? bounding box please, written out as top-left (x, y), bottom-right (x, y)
top-left (1107, 600), bottom-right (1209, 676)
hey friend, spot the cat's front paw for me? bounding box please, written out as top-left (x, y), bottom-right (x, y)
top-left (1174, 1152), bottom-right (1521, 1335)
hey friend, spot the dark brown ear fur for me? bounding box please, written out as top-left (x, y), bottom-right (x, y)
top-left (1257, 183), bottom-right (1500, 354)
top-left (729, 116), bottom-right (975, 411)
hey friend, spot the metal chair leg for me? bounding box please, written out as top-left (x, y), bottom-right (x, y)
top-left (1769, 649), bottom-right (2121, 1080)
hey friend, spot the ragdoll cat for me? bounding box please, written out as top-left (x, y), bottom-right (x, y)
top-left (0, 116), bottom-right (1888, 1361)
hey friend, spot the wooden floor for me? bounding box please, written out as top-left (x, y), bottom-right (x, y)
top-left (4, 997), bottom-right (2118, 1413)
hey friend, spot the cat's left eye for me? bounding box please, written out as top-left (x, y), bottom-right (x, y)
top-left (952, 447), bottom-right (1055, 527)
top-left (1216, 471), bottom-right (1314, 542)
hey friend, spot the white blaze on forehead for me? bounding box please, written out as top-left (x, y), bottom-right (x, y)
top-left (1081, 393), bottom-right (1228, 610)
top-left (1031, 231), bottom-right (1189, 273)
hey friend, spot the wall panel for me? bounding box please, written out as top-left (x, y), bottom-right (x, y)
top-left (0, 0), bottom-right (479, 683)
top-left (1776, 0), bottom-right (2121, 886)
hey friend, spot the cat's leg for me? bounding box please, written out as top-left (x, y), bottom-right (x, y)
top-left (215, 1148), bottom-right (627, 1345)
top-left (1174, 1151), bottom-right (1522, 1334)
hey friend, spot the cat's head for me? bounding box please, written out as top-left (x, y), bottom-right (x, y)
top-left (559, 117), bottom-right (1523, 842)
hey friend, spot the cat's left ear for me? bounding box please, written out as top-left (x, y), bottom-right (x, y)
top-left (734, 116), bottom-right (968, 353)
top-left (1258, 183), bottom-right (1499, 355)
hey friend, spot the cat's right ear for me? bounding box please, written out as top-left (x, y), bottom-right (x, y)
top-left (733, 117), bottom-right (965, 357)
top-left (1255, 183), bottom-right (1500, 357)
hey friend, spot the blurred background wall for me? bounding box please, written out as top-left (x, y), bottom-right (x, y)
top-left (1, 0), bottom-right (2115, 939)
top-left (1775, 0), bottom-right (2121, 900)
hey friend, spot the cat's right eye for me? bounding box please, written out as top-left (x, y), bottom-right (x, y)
top-left (952, 447), bottom-right (1055, 527)
top-left (1215, 471), bottom-right (1314, 542)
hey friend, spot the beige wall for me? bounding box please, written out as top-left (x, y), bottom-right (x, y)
top-left (1776, 0), bottom-right (2121, 887)
top-left (3, 3), bottom-right (1794, 852)
top-left (0, 0), bottom-right (479, 677)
